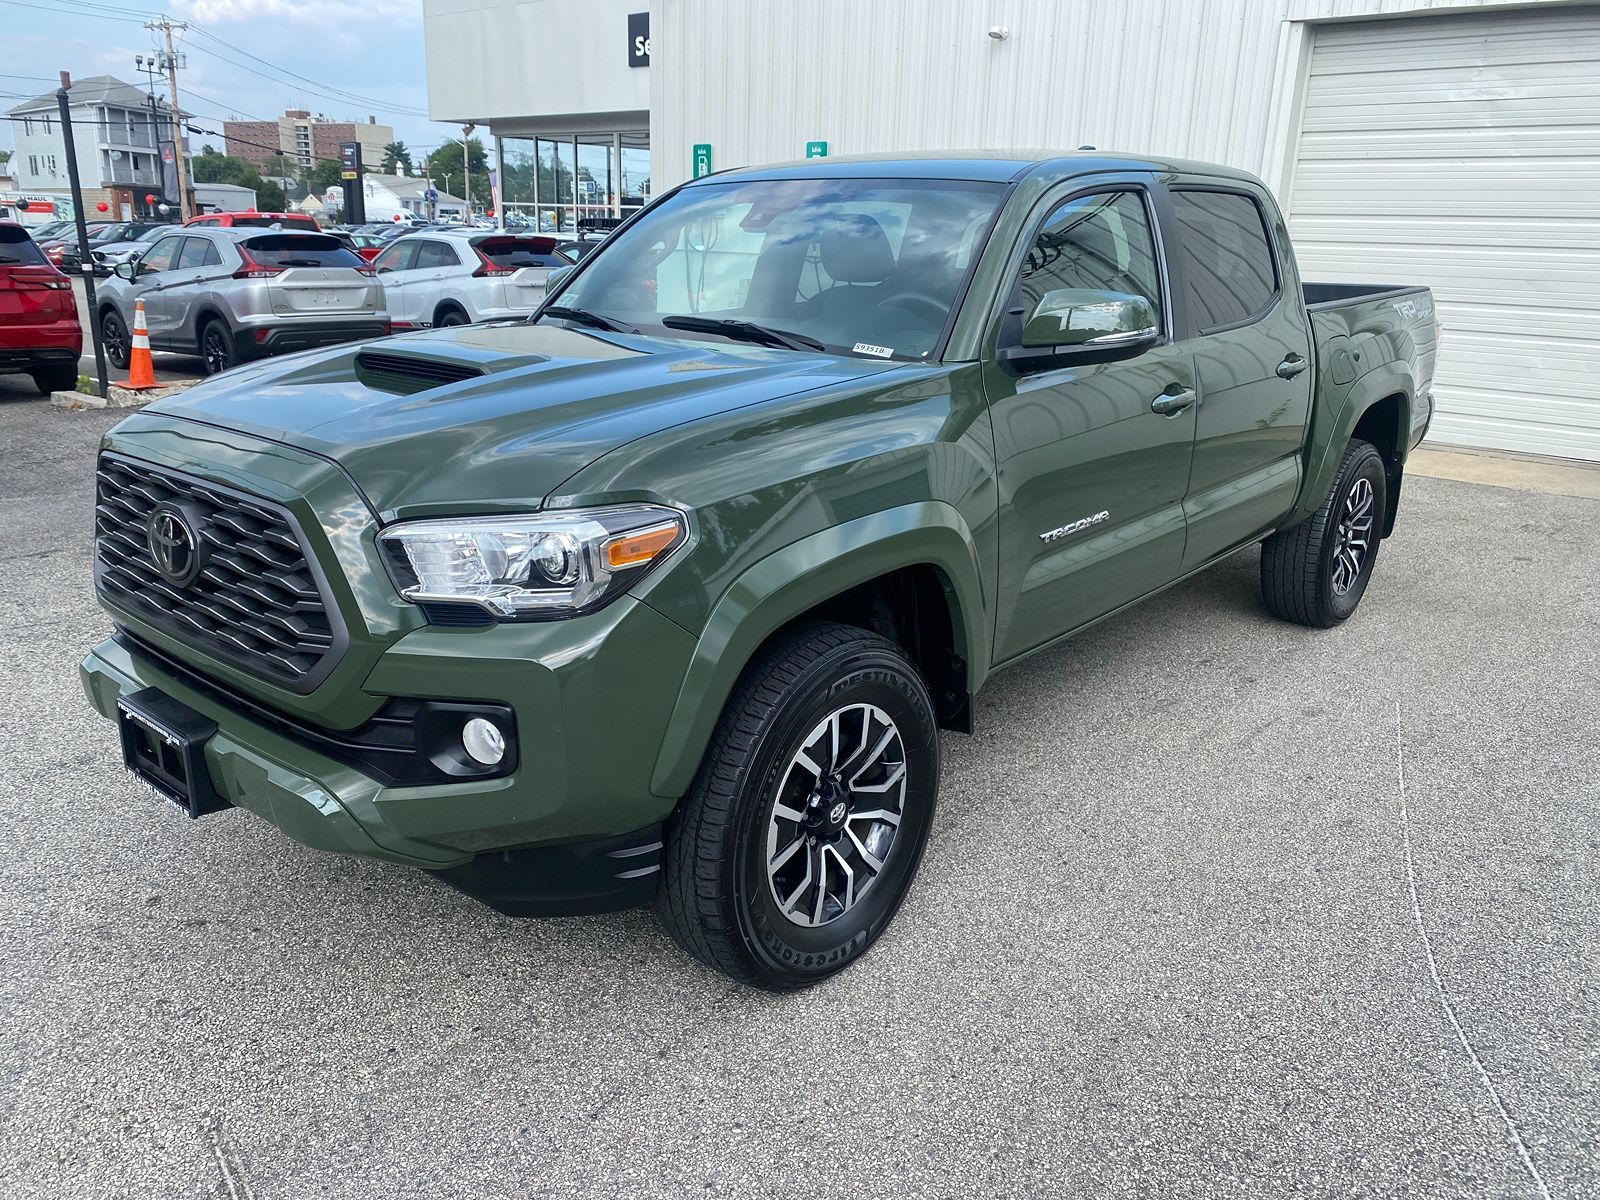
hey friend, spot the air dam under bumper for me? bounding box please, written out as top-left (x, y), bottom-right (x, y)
top-left (240, 319), bottom-right (390, 359)
top-left (79, 594), bottom-right (697, 915)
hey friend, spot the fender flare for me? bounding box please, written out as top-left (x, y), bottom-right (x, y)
top-left (648, 501), bottom-right (989, 798)
top-left (1287, 369), bottom-right (1414, 528)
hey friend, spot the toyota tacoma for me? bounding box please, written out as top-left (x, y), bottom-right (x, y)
top-left (81, 152), bottom-right (1437, 990)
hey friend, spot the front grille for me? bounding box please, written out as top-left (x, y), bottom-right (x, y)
top-left (354, 350), bottom-right (485, 393)
top-left (95, 454), bottom-right (341, 688)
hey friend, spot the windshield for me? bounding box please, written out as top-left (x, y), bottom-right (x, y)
top-left (554, 177), bottom-right (1006, 360)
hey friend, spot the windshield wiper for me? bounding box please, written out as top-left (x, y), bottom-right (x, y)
top-left (661, 315), bottom-right (827, 353)
top-left (538, 305), bottom-right (636, 334)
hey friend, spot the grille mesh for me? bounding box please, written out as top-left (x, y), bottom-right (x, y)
top-left (95, 455), bottom-right (338, 686)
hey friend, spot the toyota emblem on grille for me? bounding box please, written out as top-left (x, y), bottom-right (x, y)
top-left (146, 504), bottom-right (206, 587)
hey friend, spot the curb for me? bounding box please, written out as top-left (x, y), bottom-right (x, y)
top-left (49, 380), bottom-right (199, 411)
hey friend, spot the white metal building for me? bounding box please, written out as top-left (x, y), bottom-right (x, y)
top-left (426, 0), bottom-right (1600, 461)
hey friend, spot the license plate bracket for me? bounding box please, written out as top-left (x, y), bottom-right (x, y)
top-left (116, 688), bottom-right (231, 818)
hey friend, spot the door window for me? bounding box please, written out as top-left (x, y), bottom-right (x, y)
top-left (1015, 190), bottom-right (1164, 324)
top-left (176, 237), bottom-right (221, 270)
top-left (373, 241), bottom-right (418, 273)
top-left (139, 236), bottom-right (183, 273)
top-left (1170, 190), bottom-right (1278, 332)
top-left (414, 241), bottom-right (459, 270)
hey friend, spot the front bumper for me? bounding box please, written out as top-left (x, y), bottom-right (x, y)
top-left (80, 594), bottom-right (698, 913)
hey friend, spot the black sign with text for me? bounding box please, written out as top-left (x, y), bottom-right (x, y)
top-left (628, 11), bottom-right (650, 67)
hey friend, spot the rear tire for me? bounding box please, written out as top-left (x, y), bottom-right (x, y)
top-left (31, 361), bottom-right (78, 395)
top-left (653, 622), bottom-right (940, 990)
top-left (1261, 438), bottom-right (1387, 628)
top-left (199, 319), bottom-right (237, 375)
top-left (436, 307), bottom-right (469, 328)
top-left (101, 310), bottom-right (130, 370)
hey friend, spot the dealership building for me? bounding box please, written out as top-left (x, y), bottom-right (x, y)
top-left (425, 0), bottom-right (1600, 462)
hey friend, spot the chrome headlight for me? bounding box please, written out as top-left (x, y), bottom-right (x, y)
top-left (377, 505), bottom-right (686, 620)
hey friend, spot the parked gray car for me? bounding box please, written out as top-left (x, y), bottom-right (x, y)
top-left (98, 227), bottom-right (389, 375)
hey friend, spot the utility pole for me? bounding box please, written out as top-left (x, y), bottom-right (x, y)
top-left (56, 72), bottom-right (108, 398)
top-left (462, 123), bottom-right (475, 218)
top-left (145, 17), bottom-right (192, 221)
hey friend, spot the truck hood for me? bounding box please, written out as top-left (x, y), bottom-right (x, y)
top-left (145, 323), bottom-right (900, 518)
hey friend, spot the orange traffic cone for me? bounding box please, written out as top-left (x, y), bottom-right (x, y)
top-left (120, 299), bottom-right (158, 390)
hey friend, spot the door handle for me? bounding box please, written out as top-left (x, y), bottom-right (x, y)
top-left (1151, 387), bottom-right (1196, 417)
top-left (1276, 353), bottom-right (1308, 379)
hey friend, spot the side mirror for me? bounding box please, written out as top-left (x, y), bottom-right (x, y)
top-left (545, 263), bottom-right (576, 294)
top-left (1005, 288), bottom-right (1160, 372)
top-left (113, 261), bottom-right (137, 282)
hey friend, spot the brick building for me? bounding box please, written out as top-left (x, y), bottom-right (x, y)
top-left (224, 109), bottom-right (394, 173)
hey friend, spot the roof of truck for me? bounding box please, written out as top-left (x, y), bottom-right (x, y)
top-left (697, 149), bottom-right (1263, 187)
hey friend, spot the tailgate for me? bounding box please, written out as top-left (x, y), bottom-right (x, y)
top-left (0, 267), bottom-right (73, 326)
top-left (504, 266), bottom-right (549, 314)
top-left (267, 268), bottom-right (379, 316)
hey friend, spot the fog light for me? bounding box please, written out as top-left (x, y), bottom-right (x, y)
top-left (461, 717), bottom-right (505, 766)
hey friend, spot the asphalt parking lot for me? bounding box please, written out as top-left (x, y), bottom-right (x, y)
top-left (0, 396), bottom-right (1595, 1199)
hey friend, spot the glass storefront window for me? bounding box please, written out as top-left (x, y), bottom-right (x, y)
top-left (496, 132), bottom-right (651, 230)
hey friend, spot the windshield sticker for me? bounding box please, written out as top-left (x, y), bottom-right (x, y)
top-left (853, 342), bottom-right (895, 358)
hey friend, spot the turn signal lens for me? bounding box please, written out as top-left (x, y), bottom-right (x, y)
top-left (603, 523), bottom-right (681, 569)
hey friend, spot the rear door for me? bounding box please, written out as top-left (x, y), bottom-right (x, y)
top-left (164, 235), bottom-right (226, 345)
top-left (407, 239), bottom-right (463, 324)
top-left (1168, 183), bottom-right (1313, 568)
top-left (984, 176), bottom-right (1199, 663)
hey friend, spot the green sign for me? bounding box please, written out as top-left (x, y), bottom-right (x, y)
top-left (805, 141), bottom-right (829, 159)
top-left (692, 143), bottom-right (713, 178)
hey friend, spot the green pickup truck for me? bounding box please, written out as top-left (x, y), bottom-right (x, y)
top-left (82, 152), bottom-right (1436, 989)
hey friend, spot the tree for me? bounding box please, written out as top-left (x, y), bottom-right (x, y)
top-left (0, 149), bottom-right (12, 168)
top-left (380, 141), bottom-right (412, 175)
top-left (191, 147), bottom-right (256, 186)
top-left (425, 137), bottom-right (489, 209)
top-left (305, 159), bottom-right (345, 194)
top-left (262, 154), bottom-right (299, 183)
top-left (257, 179), bottom-right (288, 212)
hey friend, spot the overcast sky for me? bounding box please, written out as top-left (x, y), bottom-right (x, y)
top-left (1, 0), bottom-right (458, 168)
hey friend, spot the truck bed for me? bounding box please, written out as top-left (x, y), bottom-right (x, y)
top-left (1303, 281), bottom-right (1429, 311)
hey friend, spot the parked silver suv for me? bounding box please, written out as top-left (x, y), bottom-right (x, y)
top-left (98, 227), bottom-right (389, 374)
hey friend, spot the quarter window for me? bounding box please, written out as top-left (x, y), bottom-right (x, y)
top-left (1171, 190), bottom-right (1277, 331)
top-left (1015, 190), bottom-right (1164, 326)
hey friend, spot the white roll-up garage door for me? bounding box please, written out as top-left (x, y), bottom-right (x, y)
top-left (1288, 6), bottom-right (1600, 462)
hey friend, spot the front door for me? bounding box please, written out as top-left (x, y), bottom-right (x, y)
top-left (984, 181), bottom-right (1198, 663)
top-left (126, 233), bottom-right (183, 339)
top-left (1168, 185), bottom-right (1313, 568)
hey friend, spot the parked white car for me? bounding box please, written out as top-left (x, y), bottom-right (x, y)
top-left (371, 230), bottom-right (568, 329)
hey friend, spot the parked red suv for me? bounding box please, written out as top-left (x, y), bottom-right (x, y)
top-left (0, 222), bottom-right (82, 395)
top-left (184, 211), bottom-right (320, 233)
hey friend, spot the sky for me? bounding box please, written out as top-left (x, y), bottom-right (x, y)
top-left (0, 0), bottom-right (460, 169)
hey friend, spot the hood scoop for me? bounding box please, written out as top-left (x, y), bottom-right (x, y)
top-left (354, 350), bottom-right (489, 395)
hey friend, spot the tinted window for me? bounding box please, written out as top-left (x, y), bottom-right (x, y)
top-left (239, 234), bottom-right (366, 269)
top-left (139, 236), bottom-right (184, 272)
top-left (177, 237), bottom-right (221, 269)
top-left (227, 215), bottom-right (319, 230)
top-left (0, 226), bottom-right (46, 265)
top-left (373, 241), bottom-right (418, 273)
top-left (474, 236), bottom-right (559, 269)
top-left (414, 241), bottom-right (459, 269)
top-left (1015, 190), bottom-right (1163, 324)
top-left (1172, 190), bottom-right (1277, 331)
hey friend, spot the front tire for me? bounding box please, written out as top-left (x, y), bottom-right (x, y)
top-left (653, 622), bottom-right (940, 990)
top-left (101, 310), bottom-right (130, 370)
top-left (1261, 438), bottom-right (1387, 628)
